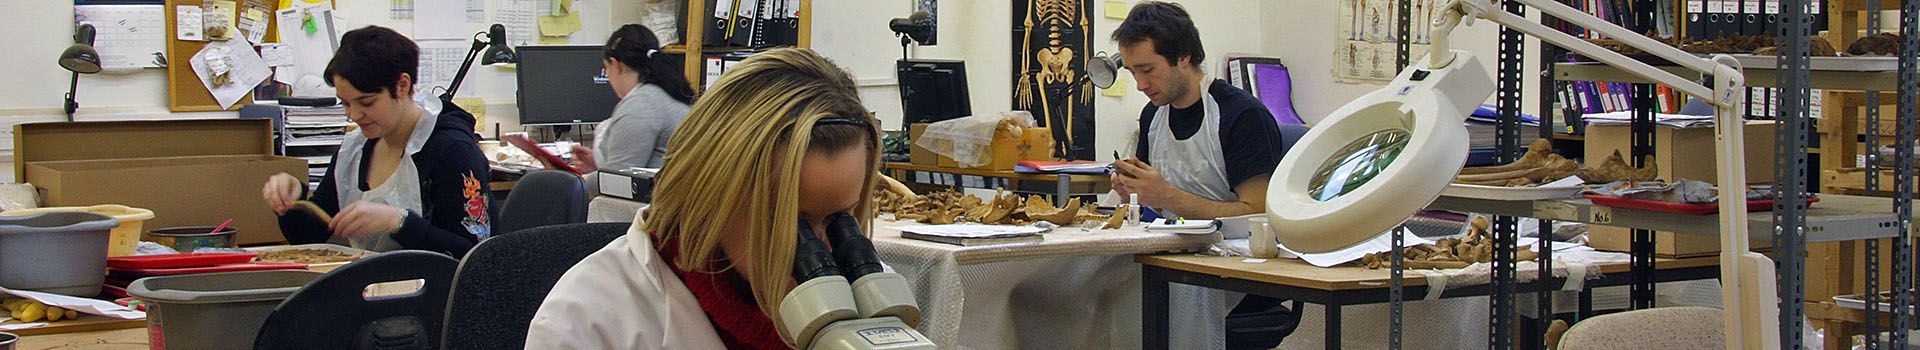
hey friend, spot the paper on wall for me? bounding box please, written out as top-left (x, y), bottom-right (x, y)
top-left (239, 7), bottom-right (270, 44)
top-left (274, 7), bottom-right (339, 88)
top-left (0, 286), bottom-right (146, 320)
top-left (392, 0), bottom-right (413, 19)
top-left (413, 0), bottom-right (467, 40)
top-left (259, 43), bottom-right (294, 66)
top-left (191, 39), bottom-right (272, 109)
top-left (205, 0), bottom-right (239, 41)
top-left (75, 4), bottom-right (168, 69)
top-left (454, 98), bottom-right (487, 132)
top-left (414, 40), bottom-right (467, 94)
top-left (536, 0), bottom-right (580, 38)
top-left (468, 0), bottom-right (485, 22)
top-left (494, 0), bottom-right (537, 47)
top-left (176, 5), bottom-right (205, 41)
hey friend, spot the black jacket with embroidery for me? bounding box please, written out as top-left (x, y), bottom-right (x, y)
top-left (279, 102), bottom-right (492, 257)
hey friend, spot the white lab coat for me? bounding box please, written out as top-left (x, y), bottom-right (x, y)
top-left (525, 213), bottom-right (728, 349)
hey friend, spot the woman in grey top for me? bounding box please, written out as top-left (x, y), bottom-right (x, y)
top-left (569, 24), bottom-right (694, 175)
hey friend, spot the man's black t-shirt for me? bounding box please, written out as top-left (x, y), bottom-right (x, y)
top-left (1134, 79), bottom-right (1286, 190)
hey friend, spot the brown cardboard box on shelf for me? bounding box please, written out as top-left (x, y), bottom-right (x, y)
top-left (971, 127), bottom-right (1054, 171)
top-left (909, 123), bottom-right (1053, 170)
top-left (1586, 225), bottom-right (1773, 258)
top-left (1584, 120), bottom-right (1777, 185)
top-left (909, 123), bottom-right (938, 166)
top-left (15, 119), bottom-right (308, 245)
top-left (1584, 121), bottom-right (1778, 257)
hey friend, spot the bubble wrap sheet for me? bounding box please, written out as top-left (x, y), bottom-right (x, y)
top-left (871, 220), bottom-right (1226, 349)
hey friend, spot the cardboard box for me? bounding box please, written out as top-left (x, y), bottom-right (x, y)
top-left (908, 123), bottom-right (1054, 170)
top-left (16, 119), bottom-right (307, 245)
top-left (1585, 121), bottom-right (1778, 257)
top-left (909, 123), bottom-right (938, 166)
top-left (1584, 121), bottom-right (1777, 185)
top-left (973, 127), bottom-right (1054, 171)
top-left (1587, 225), bottom-right (1773, 258)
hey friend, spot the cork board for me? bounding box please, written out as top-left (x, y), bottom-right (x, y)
top-left (164, 0), bottom-right (277, 112)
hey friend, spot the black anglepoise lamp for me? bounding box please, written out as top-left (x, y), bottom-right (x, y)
top-left (888, 11), bottom-right (934, 60)
top-left (1047, 52), bottom-right (1121, 159)
top-left (59, 23), bottom-right (102, 122)
top-left (442, 24), bottom-right (517, 101)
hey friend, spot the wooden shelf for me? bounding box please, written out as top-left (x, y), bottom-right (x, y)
top-left (679, 0), bottom-right (812, 94)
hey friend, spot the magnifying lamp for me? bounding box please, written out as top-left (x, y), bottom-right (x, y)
top-left (59, 23), bottom-right (101, 122)
top-left (1268, 0), bottom-right (1771, 346)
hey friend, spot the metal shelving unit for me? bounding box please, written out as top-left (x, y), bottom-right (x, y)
top-left (1367, 0), bottom-right (1919, 348)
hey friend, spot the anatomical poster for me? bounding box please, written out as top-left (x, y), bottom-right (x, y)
top-left (1013, 0), bottom-right (1094, 160)
top-left (1336, 0), bottom-right (1436, 84)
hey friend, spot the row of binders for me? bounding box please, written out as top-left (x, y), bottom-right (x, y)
top-left (701, 51), bottom-right (755, 90)
top-left (703, 0), bottom-right (802, 49)
top-left (1685, 0), bottom-right (1828, 39)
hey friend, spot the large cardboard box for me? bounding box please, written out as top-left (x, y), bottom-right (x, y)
top-left (1584, 121), bottom-right (1778, 257)
top-left (1586, 225), bottom-right (1773, 258)
top-left (1584, 121), bottom-right (1778, 185)
top-left (16, 119), bottom-right (307, 245)
top-left (909, 123), bottom-right (938, 166)
top-left (908, 123), bottom-right (1054, 170)
top-left (973, 127), bottom-right (1053, 171)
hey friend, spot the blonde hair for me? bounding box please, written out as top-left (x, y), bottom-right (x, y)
top-left (642, 48), bottom-right (878, 343)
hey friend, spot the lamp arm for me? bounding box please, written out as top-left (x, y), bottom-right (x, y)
top-left (1442, 0), bottom-right (1738, 107)
top-left (441, 33), bottom-right (490, 101)
top-left (1435, 1), bottom-right (1771, 348)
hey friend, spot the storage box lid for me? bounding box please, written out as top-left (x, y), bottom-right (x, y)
top-left (15, 119), bottom-right (276, 182)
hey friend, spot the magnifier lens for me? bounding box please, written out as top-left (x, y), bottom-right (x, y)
top-left (1307, 129), bottom-right (1412, 202)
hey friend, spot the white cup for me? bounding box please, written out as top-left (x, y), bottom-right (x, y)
top-left (1248, 216), bottom-right (1278, 258)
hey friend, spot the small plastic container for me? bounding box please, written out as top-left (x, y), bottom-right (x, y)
top-left (0, 212), bottom-right (118, 296)
top-left (0, 205), bottom-right (155, 257)
top-left (128, 270), bottom-right (324, 350)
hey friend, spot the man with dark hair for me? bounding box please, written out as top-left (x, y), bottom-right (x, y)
top-left (261, 26), bottom-right (493, 257)
top-left (1111, 3), bottom-right (1297, 349)
top-left (1111, 1), bottom-right (1286, 221)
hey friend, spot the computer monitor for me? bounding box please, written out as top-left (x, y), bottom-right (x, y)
top-left (897, 59), bottom-right (970, 125)
top-left (516, 45), bottom-right (620, 125)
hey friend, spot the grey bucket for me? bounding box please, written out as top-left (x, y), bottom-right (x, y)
top-left (0, 211), bottom-right (118, 296)
top-left (129, 270), bottom-right (324, 350)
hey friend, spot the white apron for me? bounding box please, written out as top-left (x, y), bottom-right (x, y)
top-left (332, 108), bottom-right (437, 252)
top-left (1147, 80), bottom-right (1237, 212)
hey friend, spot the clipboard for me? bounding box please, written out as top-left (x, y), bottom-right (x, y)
top-left (502, 132), bottom-right (587, 175)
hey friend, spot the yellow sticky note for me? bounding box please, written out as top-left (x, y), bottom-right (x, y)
top-left (538, 0), bottom-right (582, 37)
top-left (1102, 76), bottom-right (1130, 97)
top-left (1104, 0), bottom-right (1130, 19)
top-left (454, 98), bottom-right (487, 131)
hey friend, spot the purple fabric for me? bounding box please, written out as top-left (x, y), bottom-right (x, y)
top-left (1251, 64), bottom-right (1305, 125)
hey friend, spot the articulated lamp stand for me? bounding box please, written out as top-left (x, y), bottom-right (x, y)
top-left (1438, 0), bottom-right (1773, 347)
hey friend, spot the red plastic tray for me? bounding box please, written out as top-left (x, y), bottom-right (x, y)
top-left (108, 261), bottom-right (307, 277)
top-left (107, 253), bottom-right (259, 269)
top-left (1584, 195), bottom-right (1820, 215)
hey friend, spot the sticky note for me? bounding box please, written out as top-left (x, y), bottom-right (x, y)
top-left (1104, 1), bottom-right (1129, 19)
top-left (1102, 76), bottom-right (1130, 97)
top-left (454, 98), bottom-right (487, 131)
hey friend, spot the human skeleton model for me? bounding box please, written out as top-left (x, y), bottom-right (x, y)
top-left (1015, 0), bottom-right (1089, 157)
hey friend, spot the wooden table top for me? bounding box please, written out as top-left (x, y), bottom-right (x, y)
top-left (1135, 254), bottom-right (1719, 291)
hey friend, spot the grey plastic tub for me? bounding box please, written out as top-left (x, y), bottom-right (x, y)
top-left (129, 270), bottom-right (323, 350)
top-left (0, 212), bottom-right (117, 296)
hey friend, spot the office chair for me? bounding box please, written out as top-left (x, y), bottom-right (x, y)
top-left (440, 222), bottom-right (631, 350)
top-left (253, 251), bottom-right (459, 350)
top-left (493, 169), bottom-right (588, 235)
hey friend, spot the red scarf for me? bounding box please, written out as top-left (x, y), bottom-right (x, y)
top-left (655, 238), bottom-right (791, 350)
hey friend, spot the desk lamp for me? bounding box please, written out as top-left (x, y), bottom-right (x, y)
top-left (889, 11), bottom-right (934, 59)
top-left (441, 24), bottom-right (517, 101)
top-left (1045, 53), bottom-right (1121, 159)
top-left (1265, 0), bottom-right (1771, 346)
top-left (59, 23), bottom-right (101, 122)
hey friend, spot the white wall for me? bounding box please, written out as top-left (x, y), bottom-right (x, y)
top-left (0, 0), bottom-right (641, 143)
top-left (811, 0), bottom-right (1269, 162)
top-left (1262, 0), bottom-right (1543, 125)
